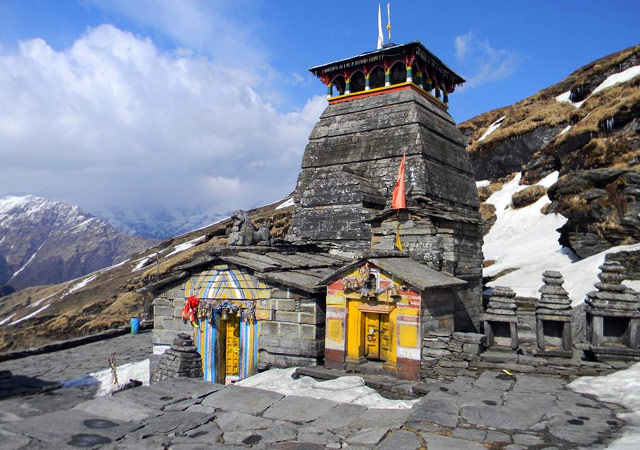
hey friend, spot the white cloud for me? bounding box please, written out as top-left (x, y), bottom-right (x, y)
top-left (0, 24), bottom-right (326, 217)
top-left (87, 0), bottom-right (266, 67)
top-left (453, 31), bottom-right (521, 90)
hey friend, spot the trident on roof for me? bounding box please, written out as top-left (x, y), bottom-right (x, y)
top-left (386, 3), bottom-right (392, 43)
top-left (377, 4), bottom-right (384, 49)
top-left (377, 3), bottom-right (392, 49)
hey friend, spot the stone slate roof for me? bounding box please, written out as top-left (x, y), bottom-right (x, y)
top-left (320, 256), bottom-right (466, 291)
top-left (219, 250), bottom-right (348, 294)
top-left (144, 246), bottom-right (350, 295)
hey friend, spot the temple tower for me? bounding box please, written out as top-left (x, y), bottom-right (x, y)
top-left (287, 41), bottom-right (483, 331)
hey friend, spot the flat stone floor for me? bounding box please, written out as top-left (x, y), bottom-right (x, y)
top-left (0, 332), bottom-right (633, 449)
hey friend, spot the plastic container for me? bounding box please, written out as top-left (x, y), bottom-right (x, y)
top-left (130, 317), bottom-right (140, 334)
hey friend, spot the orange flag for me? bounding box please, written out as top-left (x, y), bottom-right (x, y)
top-left (392, 152), bottom-right (406, 209)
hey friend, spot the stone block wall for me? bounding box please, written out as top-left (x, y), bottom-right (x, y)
top-left (421, 332), bottom-right (485, 379)
top-left (420, 331), bottom-right (627, 380)
top-left (153, 283), bottom-right (193, 347)
top-left (421, 288), bottom-right (455, 332)
top-left (256, 288), bottom-right (326, 367)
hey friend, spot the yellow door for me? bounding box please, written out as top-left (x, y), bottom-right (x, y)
top-left (225, 316), bottom-right (240, 376)
top-left (364, 312), bottom-right (390, 362)
top-left (365, 313), bottom-right (380, 360)
top-left (379, 314), bottom-right (390, 361)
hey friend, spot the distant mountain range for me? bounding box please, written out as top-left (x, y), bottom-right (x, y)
top-left (92, 206), bottom-right (229, 240)
top-left (0, 195), bottom-right (156, 293)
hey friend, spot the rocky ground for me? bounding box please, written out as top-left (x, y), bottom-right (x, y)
top-left (0, 333), bottom-right (633, 449)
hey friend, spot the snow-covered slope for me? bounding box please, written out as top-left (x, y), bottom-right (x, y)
top-left (483, 173), bottom-right (640, 304)
top-left (0, 195), bottom-right (155, 291)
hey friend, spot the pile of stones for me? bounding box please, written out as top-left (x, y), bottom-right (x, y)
top-left (536, 271), bottom-right (572, 354)
top-left (483, 286), bottom-right (518, 349)
top-left (485, 286), bottom-right (518, 319)
top-left (586, 261), bottom-right (639, 313)
top-left (153, 333), bottom-right (203, 382)
top-left (585, 261), bottom-right (640, 353)
top-left (538, 271), bottom-right (571, 314)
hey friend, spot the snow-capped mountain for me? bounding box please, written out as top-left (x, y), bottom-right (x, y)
top-left (92, 206), bottom-right (229, 239)
top-left (0, 195), bottom-right (156, 292)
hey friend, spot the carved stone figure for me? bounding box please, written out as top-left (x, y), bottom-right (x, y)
top-left (255, 223), bottom-right (271, 245)
top-left (227, 210), bottom-right (271, 246)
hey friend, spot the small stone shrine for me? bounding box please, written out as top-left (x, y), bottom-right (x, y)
top-left (483, 286), bottom-right (518, 350)
top-left (536, 270), bottom-right (573, 356)
top-left (585, 261), bottom-right (640, 360)
top-left (153, 333), bottom-right (203, 382)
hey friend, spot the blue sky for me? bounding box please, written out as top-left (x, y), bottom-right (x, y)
top-left (0, 0), bottom-right (638, 227)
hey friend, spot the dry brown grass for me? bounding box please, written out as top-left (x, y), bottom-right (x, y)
top-left (512, 185), bottom-right (547, 208)
top-left (461, 44), bottom-right (640, 160)
top-left (478, 182), bottom-right (503, 202)
top-left (479, 203), bottom-right (496, 221)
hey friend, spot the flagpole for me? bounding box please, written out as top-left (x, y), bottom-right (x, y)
top-left (377, 4), bottom-right (384, 49)
top-left (386, 3), bottom-right (391, 43)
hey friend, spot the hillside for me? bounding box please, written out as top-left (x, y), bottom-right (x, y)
top-left (0, 195), bottom-right (156, 292)
top-left (0, 198), bottom-right (293, 352)
top-left (460, 44), bottom-right (640, 260)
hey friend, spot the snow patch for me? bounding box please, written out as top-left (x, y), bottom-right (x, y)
top-left (236, 367), bottom-right (418, 409)
top-left (476, 180), bottom-right (490, 188)
top-left (62, 359), bottom-right (150, 397)
top-left (569, 363), bottom-right (640, 448)
top-left (9, 237), bottom-right (48, 282)
top-left (555, 90), bottom-right (585, 108)
top-left (559, 125), bottom-right (571, 135)
top-left (164, 235), bottom-right (206, 257)
top-left (556, 65), bottom-right (640, 110)
top-left (68, 274), bottom-right (98, 294)
top-left (477, 116), bottom-right (505, 142)
top-left (276, 198), bottom-right (295, 210)
top-left (592, 64), bottom-right (640, 95)
top-left (31, 289), bottom-right (63, 307)
top-left (0, 314), bottom-right (15, 326)
top-left (132, 257), bottom-right (150, 272)
top-left (8, 304), bottom-right (51, 326)
top-left (0, 195), bottom-right (33, 216)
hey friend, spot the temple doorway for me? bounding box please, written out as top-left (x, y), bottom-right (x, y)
top-left (222, 315), bottom-right (240, 383)
top-left (364, 312), bottom-right (391, 362)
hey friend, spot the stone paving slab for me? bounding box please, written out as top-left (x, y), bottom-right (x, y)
top-left (263, 395), bottom-right (338, 423)
top-left (112, 384), bottom-right (190, 410)
top-left (2, 409), bottom-right (139, 448)
top-left (377, 429), bottom-right (422, 449)
top-left (72, 396), bottom-right (160, 422)
top-left (305, 403), bottom-right (367, 431)
top-left (201, 385), bottom-right (284, 415)
top-left (422, 433), bottom-right (487, 450)
top-left (150, 377), bottom-right (225, 399)
top-left (349, 407), bottom-right (411, 429)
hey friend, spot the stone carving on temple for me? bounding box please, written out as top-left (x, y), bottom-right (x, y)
top-left (227, 210), bottom-right (271, 246)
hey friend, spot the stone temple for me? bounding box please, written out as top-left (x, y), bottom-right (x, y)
top-left (151, 40), bottom-right (485, 382)
top-left (288, 41), bottom-right (483, 331)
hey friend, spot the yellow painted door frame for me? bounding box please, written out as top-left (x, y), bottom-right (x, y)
top-left (345, 297), bottom-right (397, 370)
top-left (224, 316), bottom-right (240, 379)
